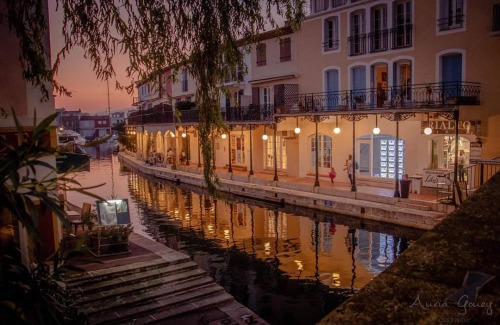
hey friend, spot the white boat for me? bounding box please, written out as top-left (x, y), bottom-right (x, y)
top-left (58, 129), bottom-right (87, 146)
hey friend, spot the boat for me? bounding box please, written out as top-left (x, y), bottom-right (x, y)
top-left (58, 129), bottom-right (87, 146)
top-left (56, 141), bottom-right (90, 173)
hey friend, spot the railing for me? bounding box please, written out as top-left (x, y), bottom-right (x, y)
top-left (368, 29), bottom-right (388, 53)
top-left (437, 14), bottom-right (464, 31)
top-left (390, 24), bottom-right (413, 49)
top-left (280, 82), bottom-right (481, 113)
top-left (323, 39), bottom-right (340, 51)
top-left (348, 34), bottom-right (367, 56)
top-left (466, 159), bottom-right (500, 191)
top-left (223, 104), bottom-right (274, 123)
top-left (440, 159), bottom-right (500, 204)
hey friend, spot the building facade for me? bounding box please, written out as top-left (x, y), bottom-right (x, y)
top-left (129, 0), bottom-right (497, 196)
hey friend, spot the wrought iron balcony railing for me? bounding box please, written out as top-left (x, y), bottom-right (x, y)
top-left (390, 24), bottom-right (413, 49)
top-left (223, 104), bottom-right (274, 123)
top-left (438, 14), bottom-right (464, 31)
top-left (368, 29), bottom-right (389, 53)
top-left (279, 82), bottom-right (480, 114)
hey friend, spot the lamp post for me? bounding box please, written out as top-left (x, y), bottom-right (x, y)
top-left (273, 123), bottom-right (279, 182)
top-left (227, 128), bottom-right (232, 173)
top-left (249, 125), bottom-right (255, 176)
top-left (314, 118), bottom-right (320, 187)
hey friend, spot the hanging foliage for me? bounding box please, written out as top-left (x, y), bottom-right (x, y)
top-left (4, 0), bottom-right (305, 194)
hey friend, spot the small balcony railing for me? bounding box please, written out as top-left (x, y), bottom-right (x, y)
top-left (368, 29), bottom-right (388, 53)
top-left (279, 82), bottom-right (480, 114)
top-left (438, 14), bottom-right (464, 31)
top-left (348, 34), bottom-right (367, 56)
top-left (390, 24), bottom-right (413, 49)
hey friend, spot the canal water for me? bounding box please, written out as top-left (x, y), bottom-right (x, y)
top-left (67, 148), bottom-right (424, 325)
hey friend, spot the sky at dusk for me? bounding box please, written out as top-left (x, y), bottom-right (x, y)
top-left (48, 3), bottom-right (134, 113)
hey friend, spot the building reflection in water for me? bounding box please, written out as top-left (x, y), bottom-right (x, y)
top-left (122, 169), bottom-right (422, 325)
top-left (66, 153), bottom-right (423, 324)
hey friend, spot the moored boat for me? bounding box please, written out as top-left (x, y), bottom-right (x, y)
top-left (56, 141), bottom-right (90, 173)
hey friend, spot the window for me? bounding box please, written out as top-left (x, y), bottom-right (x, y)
top-left (324, 17), bottom-right (339, 51)
top-left (493, 4), bottom-right (500, 32)
top-left (280, 38), bottom-right (291, 62)
top-left (332, 0), bottom-right (346, 9)
top-left (181, 68), bottom-right (188, 92)
top-left (349, 10), bottom-right (366, 56)
top-left (230, 134), bottom-right (245, 165)
top-left (392, 1), bottom-right (412, 48)
top-left (265, 136), bottom-right (287, 169)
top-left (256, 43), bottom-right (266, 66)
top-left (438, 0), bottom-right (464, 31)
top-left (312, 0), bottom-right (329, 13)
top-left (370, 6), bottom-right (388, 52)
top-left (310, 135), bottom-right (332, 169)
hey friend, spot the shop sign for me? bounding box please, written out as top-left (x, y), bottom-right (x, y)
top-left (420, 120), bottom-right (480, 135)
top-left (470, 142), bottom-right (482, 161)
top-left (422, 169), bottom-right (451, 188)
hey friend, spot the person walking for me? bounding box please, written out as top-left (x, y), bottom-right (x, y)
top-left (344, 155), bottom-right (353, 185)
top-left (329, 167), bottom-right (337, 184)
top-left (458, 150), bottom-right (466, 181)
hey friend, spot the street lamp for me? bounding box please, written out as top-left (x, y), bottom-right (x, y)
top-left (262, 126), bottom-right (268, 140)
top-left (221, 133), bottom-right (227, 139)
top-left (294, 117), bottom-right (301, 134)
top-left (373, 115), bottom-right (380, 135)
top-left (424, 113), bottom-right (433, 135)
top-left (333, 116), bottom-right (341, 134)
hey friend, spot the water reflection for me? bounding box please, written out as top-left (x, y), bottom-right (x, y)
top-left (67, 149), bottom-right (424, 325)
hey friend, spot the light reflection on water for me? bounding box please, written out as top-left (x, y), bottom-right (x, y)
top-left (67, 148), bottom-right (424, 325)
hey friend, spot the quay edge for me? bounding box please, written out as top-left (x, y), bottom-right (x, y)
top-left (118, 152), bottom-right (448, 231)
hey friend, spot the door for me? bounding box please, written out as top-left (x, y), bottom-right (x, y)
top-left (326, 70), bottom-right (339, 108)
top-left (359, 141), bottom-right (371, 176)
top-left (442, 54), bottom-right (462, 97)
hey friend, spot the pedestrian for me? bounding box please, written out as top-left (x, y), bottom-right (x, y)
top-left (167, 147), bottom-right (173, 164)
top-left (328, 167), bottom-right (336, 184)
top-left (152, 150), bottom-right (157, 166)
top-left (458, 150), bottom-right (466, 181)
top-left (344, 154), bottom-right (353, 185)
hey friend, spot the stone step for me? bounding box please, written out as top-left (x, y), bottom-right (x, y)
top-left (395, 202), bottom-right (431, 211)
top-left (75, 265), bottom-right (206, 304)
top-left (81, 275), bottom-right (216, 316)
top-left (64, 257), bottom-right (188, 287)
top-left (88, 282), bottom-right (227, 325)
top-left (133, 291), bottom-right (236, 324)
top-left (71, 260), bottom-right (199, 294)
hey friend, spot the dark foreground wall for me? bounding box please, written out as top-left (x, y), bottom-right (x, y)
top-left (319, 173), bottom-right (500, 324)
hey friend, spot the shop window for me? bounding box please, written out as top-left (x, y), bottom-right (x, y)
top-left (431, 136), bottom-right (469, 170)
top-left (265, 136), bottom-right (287, 169)
top-left (358, 134), bottom-right (404, 179)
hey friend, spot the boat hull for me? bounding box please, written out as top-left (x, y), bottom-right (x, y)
top-left (56, 152), bottom-right (90, 173)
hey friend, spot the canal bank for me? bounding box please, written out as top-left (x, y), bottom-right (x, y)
top-left (318, 171), bottom-right (500, 324)
top-left (118, 152), bottom-right (448, 231)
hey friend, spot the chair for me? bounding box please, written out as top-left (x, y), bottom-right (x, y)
top-left (67, 202), bottom-right (92, 235)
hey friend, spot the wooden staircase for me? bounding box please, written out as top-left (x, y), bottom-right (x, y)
top-left (63, 256), bottom-right (235, 324)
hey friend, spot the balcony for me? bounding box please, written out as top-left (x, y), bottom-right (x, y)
top-left (223, 104), bottom-right (274, 123)
top-left (279, 82), bottom-right (481, 114)
top-left (348, 34), bottom-right (367, 56)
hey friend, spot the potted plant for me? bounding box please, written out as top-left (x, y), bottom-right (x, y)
top-left (354, 95), bottom-right (364, 103)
